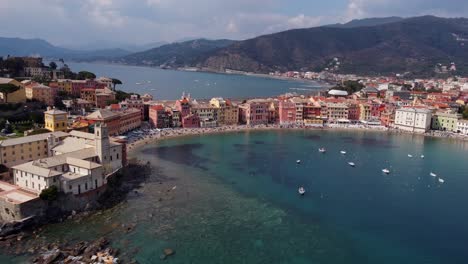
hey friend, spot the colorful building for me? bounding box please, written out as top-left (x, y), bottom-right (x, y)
top-left (25, 83), bottom-right (55, 106)
top-left (149, 105), bottom-right (171, 128)
top-left (279, 100), bottom-right (296, 125)
top-left (0, 131), bottom-right (68, 168)
top-left (86, 109), bottom-right (120, 136)
top-left (118, 108), bottom-right (142, 134)
top-left (175, 97), bottom-right (191, 118)
top-left (238, 100), bottom-right (270, 125)
top-left (182, 114), bottom-right (200, 128)
top-left (431, 111), bottom-right (462, 132)
top-left (44, 108), bottom-right (68, 132)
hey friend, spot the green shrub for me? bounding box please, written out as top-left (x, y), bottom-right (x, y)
top-left (39, 186), bottom-right (58, 201)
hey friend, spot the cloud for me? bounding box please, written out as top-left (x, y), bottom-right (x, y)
top-left (345, 0), bottom-right (468, 20)
top-left (1, 0), bottom-right (468, 47)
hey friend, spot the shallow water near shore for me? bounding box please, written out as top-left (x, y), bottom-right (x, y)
top-left (3, 130), bottom-right (468, 263)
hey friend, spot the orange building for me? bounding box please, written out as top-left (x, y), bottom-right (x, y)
top-left (25, 83), bottom-right (56, 106)
top-left (85, 109), bottom-right (120, 136)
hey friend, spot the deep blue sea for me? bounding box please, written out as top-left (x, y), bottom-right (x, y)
top-left (4, 130), bottom-right (468, 263)
top-left (64, 62), bottom-right (326, 100)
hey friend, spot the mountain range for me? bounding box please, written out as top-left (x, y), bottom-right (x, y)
top-left (0, 37), bottom-right (132, 60)
top-left (196, 16), bottom-right (468, 76)
top-left (2, 16), bottom-right (468, 76)
top-left (118, 39), bottom-right (236, 67)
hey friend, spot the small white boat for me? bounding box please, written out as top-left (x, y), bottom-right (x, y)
top-left (298, 187), bottom-right (306, 195)
top-left (147, 80), bottom-right (152, 83)
top-left (382, 169), bottom-right (390, 174)
top-left (430, 172), bottom-right (437, 177)
top-left (348, 162), bottom-right (355, 167)
top-left (136, 82), bottom-right (141, 85)
top-left (340, 150), bottom-right (347, 155)
top-left (319, 148), bottom-right (326, 153)
top-left (408, 154), bottom-right (413, 158)
top-left (296, 160), bottom-right (301, 164)
top-left (438, 178), bottom-right (445, 183)
top-left (151, 88), bottom-right (156, 91)
top-left (421, 155), bottom-right (425, 159)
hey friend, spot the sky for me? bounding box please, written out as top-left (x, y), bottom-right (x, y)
top-left (0, 0), bottom-right (468, 48)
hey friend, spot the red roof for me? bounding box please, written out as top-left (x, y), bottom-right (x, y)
top-left (110, 104), bottom-right (121, 110)
top-left (151, 105), bottom-right (165, 111)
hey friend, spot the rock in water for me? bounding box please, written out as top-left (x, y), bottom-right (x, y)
top-left (163, 248), bottom-right (175, 257)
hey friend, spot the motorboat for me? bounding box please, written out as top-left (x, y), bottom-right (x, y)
top-left (421, 155), bottom-right (425, 159)
top-left (340, 150), bottom-right (347, 155)
top-left (430, 172), bottom-right (437, 177)
top-left (408, 154), bottom-right (413, 158)
top-left (348, 162), bottom-right (356, 167)
top-left (296, 160), bottom-right (301, 164)
top-left (319, 148), bottom-right (326, 153)
top-left (298, 187), bottom-right (306, 195)
top-left (438, 178), bottom-right (445, 183)
top-left (136, 82), bottom-right (142, 85)
top-left (382, 168), bottom-right (390, 174)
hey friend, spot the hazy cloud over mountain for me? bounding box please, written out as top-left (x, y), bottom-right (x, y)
top-left (0, 0), bottom-right (467, 47)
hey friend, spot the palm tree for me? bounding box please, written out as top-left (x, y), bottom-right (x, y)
top-left (111, 78), bottom-right (122, 91)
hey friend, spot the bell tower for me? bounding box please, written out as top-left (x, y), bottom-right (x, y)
top-left (95, 122), bottom-right (110, 165)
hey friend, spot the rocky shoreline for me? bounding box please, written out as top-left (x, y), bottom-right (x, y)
top-left (0, 161), bottom-right (152, 263)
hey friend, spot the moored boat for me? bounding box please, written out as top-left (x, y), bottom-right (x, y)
top-left (348, 162), bottom-right (355, 167)
top-left (298, 187), bottom-right (306, 195)
top-left (382, 168), bottom-right (390, 174)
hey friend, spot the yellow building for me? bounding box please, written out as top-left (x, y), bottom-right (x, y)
top-left (359, 103), bottom-right (371, 121)
top-left (44, 108), bottom-right (68, 132)
top-left (49, 79), bottom-right (72, 94)
top-left (209, 98), bottom-right (238, 125)
top-left (0, 78), bottom-right (26, 103)
top-left (0, 131), bottom-right (68, 168)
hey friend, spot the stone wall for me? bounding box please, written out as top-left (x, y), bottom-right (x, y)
top-left (0, 197), bottom-right (45, 223)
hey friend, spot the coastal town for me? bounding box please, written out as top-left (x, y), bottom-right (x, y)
top-left (1, 56), bottom-right (468, 220)
top-left (0, 55), bottom-right (468, 261)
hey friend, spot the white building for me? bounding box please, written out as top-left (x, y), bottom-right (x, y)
top-left (12, 124), bottom-right (123, 195)
top-left (394, 108), bottom-right (433, 133)
top-left (458, 119), bottom-right (468, 135)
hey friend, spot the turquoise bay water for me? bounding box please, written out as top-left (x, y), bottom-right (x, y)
top-left (4, 130), bottom-right (468, 263)
top-left (64, 62), bottom-right (325, 100)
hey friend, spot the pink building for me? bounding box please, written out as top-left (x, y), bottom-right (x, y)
top-left (279, 100), bottom-right (296, 125)
top-left (120, 95), bottom-right (145, 120)
top-left (182, 114), bottom-right (200, 128)
top-left (175, 97), bottom-right (191, 118)
top-left (347, 102), bottom-right (360, 121)
top-left (149, 105), bottom-right (169, 128)
top-left (238, 100), bottom-right (270, 125)
top-left (370, 102), bottom-right (382, 119)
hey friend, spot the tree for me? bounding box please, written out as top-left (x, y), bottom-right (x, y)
top-left (0, 83), bottom-right (20, 103)
top-left (39, 186), bottom-right (58, 201)
top-left (49, 61), bottom-right (58, 70)
top-left (111, 78), bottom-right (122, 91)
top-left (462, 105), bottom-right (468, 119)
top-left (332, 80), bottom-right (364, 94)
top-left (77, 71), bottom-right (96, 80)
